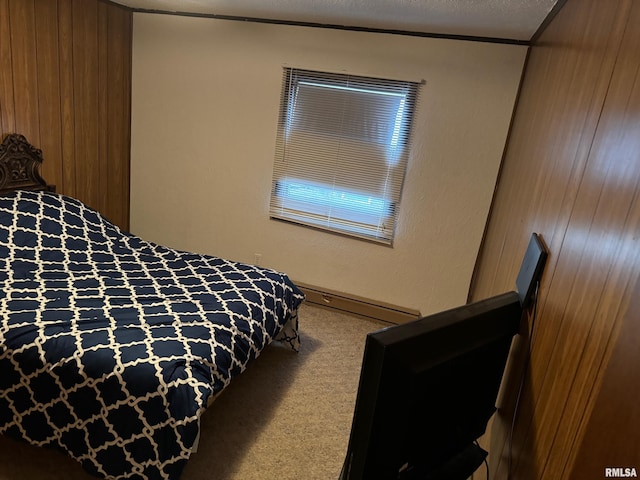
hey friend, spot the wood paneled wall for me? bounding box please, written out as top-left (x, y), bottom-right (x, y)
top-left (470, 0), bottom-right (640, 478)
top-left (0, 0), bottom-right (132, 229)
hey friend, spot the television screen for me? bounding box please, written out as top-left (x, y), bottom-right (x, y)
top-left (340, 291), bottom-right (523, 480)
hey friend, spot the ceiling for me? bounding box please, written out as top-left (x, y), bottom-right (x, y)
top-left (111, 0), bottom-right (559, 43)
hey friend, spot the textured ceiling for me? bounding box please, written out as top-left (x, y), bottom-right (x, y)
top-left (111, 0), bottom-right (559, 42)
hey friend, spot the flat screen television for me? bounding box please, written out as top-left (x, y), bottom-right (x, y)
top-left (339, 292), bottom-right (522, 480)
top-left (340, 233), bottom-right (547, 480)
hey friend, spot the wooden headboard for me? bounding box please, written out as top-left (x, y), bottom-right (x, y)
top-left (0, 134), bottom-right (52, 194)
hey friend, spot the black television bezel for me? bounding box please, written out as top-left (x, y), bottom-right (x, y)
top-left (341, 291), bottom-right (523, 480)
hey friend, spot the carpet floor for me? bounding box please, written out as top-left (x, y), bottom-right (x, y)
top-left (0, 304), bottom-right (388, 480)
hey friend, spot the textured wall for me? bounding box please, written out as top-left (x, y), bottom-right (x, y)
top-left (129, 13), bottom-right (526, 315)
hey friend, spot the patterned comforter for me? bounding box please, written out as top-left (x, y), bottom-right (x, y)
top-left (0, 190), bottom-right (304, 479)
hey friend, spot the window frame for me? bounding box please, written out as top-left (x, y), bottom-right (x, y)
top-left (269, 68), bottom-right (420, 245)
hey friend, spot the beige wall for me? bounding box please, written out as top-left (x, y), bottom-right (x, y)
top-left (130, 13), bottom-right (526, 315)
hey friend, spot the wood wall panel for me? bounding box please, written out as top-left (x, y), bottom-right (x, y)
top-left (58, 0), bottom-right (76, 199)
top-left (98, 1), bottom-right (109, 217)
top-left (0, 0), bottom-right (132, 229)
top-left (72, 1), bottom-right (99, 210)
top-left (35, 0), bottom-right (63, 191)
top-left (470, 0), bottom-right (640, 479)
top-left (9, 1), bottom-right (39, 145)
top-left (569, 274), bottom-right (640, 478)
top-left (0, 0), bottom-right (14, 133)
top-left (106, 5), bottom-right (131, 228)
top-left (566, 3), bottom-right (640, 474)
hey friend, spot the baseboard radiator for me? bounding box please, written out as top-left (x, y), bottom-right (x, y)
top-left (295, 282), bottom-right (421, 324)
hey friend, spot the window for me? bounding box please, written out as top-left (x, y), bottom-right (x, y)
top-left (269, 68), bottom-right (420, 244)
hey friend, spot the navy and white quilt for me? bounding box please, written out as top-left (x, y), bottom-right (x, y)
top-left (0, 190), bottom-right (304, 479)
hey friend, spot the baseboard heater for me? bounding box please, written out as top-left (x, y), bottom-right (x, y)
top-left (295, 282), bottom-right (421, 325)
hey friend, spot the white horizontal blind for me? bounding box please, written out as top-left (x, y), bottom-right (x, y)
top-left (270, 68), bottom-right (420, 244)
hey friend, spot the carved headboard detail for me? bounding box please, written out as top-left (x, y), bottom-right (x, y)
top-left (0, 134), bottom-right (51, 194)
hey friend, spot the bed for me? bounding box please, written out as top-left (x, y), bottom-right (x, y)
top-left (0, 133), bottom-right (305, 479)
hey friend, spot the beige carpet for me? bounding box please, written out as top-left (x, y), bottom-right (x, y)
top-left (0, 304), bottom-right (388, 480)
